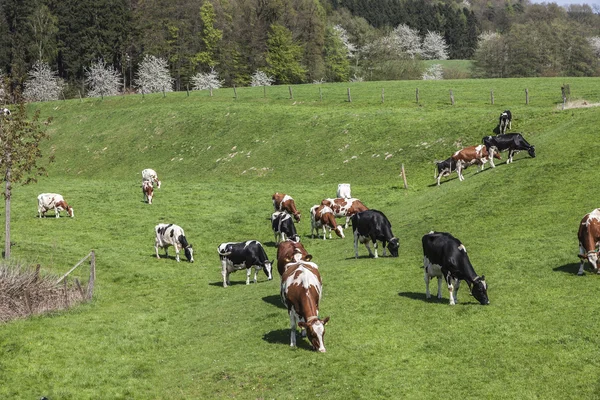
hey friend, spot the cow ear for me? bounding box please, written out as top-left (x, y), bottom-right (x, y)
top-left (481, 275), bottom-right (486, 281)
top-left (321, 316), bottom-right (330, 325)
top-left (305, 254), bottom-right (313, 261)
top-left (298, 321), bottom-right (307, 328)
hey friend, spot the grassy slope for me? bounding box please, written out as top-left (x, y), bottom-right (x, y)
top-left (1, 78), bottom-right (600, 399)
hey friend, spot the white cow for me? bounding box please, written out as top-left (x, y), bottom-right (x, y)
top-left (155, 223), bottom-right (194, 262)
top-left (37, 193), bottom-right (74, 218)
top-left (142, 169), bottom-right (161, 188)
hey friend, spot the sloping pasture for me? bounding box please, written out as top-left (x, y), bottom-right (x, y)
top-left (1, 78), bottom-right (600, 399)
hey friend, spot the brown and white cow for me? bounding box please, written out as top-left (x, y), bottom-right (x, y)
top-left (277, 240), bottom-right (312, 276)
top-left (37, 193), bottom-right (74, 218)
top-left (452, 144), bottom-right (501, 181)
top-left (272, 192), bottom-right (301, 222)
top-left (320, 198), bottom-right (368, 228)
top-left (142, 181), bottom-right (154, 204)
top-left (142, 168), bottom-right (161, 189)
top-left (310, 205), bottom-right (344, 240)
top-left (280, 259), bottom-right (329, 352)
top-left (578, 209), bottom-right (600, 276)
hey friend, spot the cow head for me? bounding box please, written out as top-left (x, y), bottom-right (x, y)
top-left (157, 180), bottom-right (162, 189)
top-left (387, 238), bottom-right (400, 257)
top-left (469, 276), bottom-right (489, 305)
top-left (67, 206), bottom-right (74, 218)
top-left (334, 226), bottom-right (345, 238)
top-left (528, 146), bottom-right (536, 158)
top-left (264, 260), bottom-right (273, 280)
top-left (298, 316), bottom-right (330, 352)
top-left (184, 245), bottom-right (194, 263)
top-left (293, 212), bottom-right (301, 223)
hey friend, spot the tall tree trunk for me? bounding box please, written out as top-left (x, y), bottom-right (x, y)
top-left (4, 162), bottom-right (10, 260)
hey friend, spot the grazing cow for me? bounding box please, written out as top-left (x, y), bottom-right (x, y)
top-left (142, 181), bottom-right (153, 204)
top-left (142, 168), bottom-right (161, 188)
top-left (452, 144), bottom-right (501, 181)
top-left (271, 211), bottom-right (300, 243)
top-left (422, 231), bottom-right (489, 305)
top-left (483, 133), bottom-right (536, 168)
top-left (272, 192), bottom-right (301, 222)
top-left (154, 223), bottom-right (194, 262)
top-left (337, 183), bottom-right (351, 199)
top-left (37, 193), bottom-right (74, 218)
top-left (320, 198), bottom-right (368, 228)
top-left (277, 240), bottom-right (312, 276)
top-left (310, 205), bottom-right (344, 240)
top-left (217, 240), bottom-right (273, 287)
top-left (280, 258), bottom-right (329, 352)
top-left (498, 110), bottom-right (512, 134)
top-left (352, 210), bottom-right (399, 258)
top-left (577, 209), bottom-right (600, 276)
top-left (434, 157), bottom-right (459, 186)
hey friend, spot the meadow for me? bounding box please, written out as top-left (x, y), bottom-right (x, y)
top-left (1, 77), bottom-right (600, 399)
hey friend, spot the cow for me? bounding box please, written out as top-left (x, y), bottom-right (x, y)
top-left (217, 240), bottom-right (273, 287)
top-left (271, 211), bottom-right (300, 243)
top-left (154, 223), bottom-right (194, 262)
top-left (272, 192), bottom-right (301, 222)
top-left (352, 210), bottom-right (399, 259)
top-left (452, 144), bottom-right (501, 181)
top-left (498, 110), bottom-right (512, 134)
top-left (434, 157), bottom-right (459, 186)
top-left (280, 258), bottom-right (329, 352)
top-left (483, 133), bottom-right (536, 168)
top-left (277, 240), bottom-right (312, 276)
top-left (142, 181), bottom-right (153, 204)
top-left (142, 168), bottom-right (161, 188)
top-left (320, 198), bottom-right (369, 228)
top-left (1, 108), bottom-right (10, 116)
top-left (37, 193), bottom-right (74, 218)
top-left (310, 205), bottom-right (344, 240)
top-left (422, 231), bottom-right (489, 305)
top-left (577, 209), bottom-right (600, 276)
top-left (337, 183), bottom-right (351, 199)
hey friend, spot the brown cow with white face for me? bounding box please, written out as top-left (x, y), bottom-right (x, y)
top-left (277, 240), bottom-right (312, 276)
top-left (272, 192), bottom-right (301, 222)
top-left (142, 181), bottom-right (154, 204)
top-left (578, 209), bottom-right (600, 275)
top-left (452, 144), bottom-right (501, 182)
top-left (280, 259), bottom-right (329, 352)
top-left (320, 198), bottom-right (368, 228)
top-left (310, 205), bottom-right (344, 240)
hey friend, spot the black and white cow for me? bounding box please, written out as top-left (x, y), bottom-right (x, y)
top-left (483, 133), bottom-right (536, 168)
top-left (422, 231), bottom-right (489, 305)
top-left (154, 223), bottom-right (194, 262)
top-left (352, 210), bottom-right (399, 258)
top-left (217, 240), bottom-right (273, 287)
top-left (434, 157), bottom-right (459, 186)
top-left (498, 110), bottom-right (512, 134)
top-left (271, 211), bottom-right (300, 243)
top-left (1, 108), bottom-right (11, 117)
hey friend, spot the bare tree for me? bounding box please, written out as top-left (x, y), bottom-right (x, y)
top-left (250, 70), bottom-right (274, 87)
top-left (134, 55), bottom-right (173, 94)
top-left (23, 62), bottom-right (63, 102)
top-left (191, 68), bottom-right (223, 90)
top-left (85, 60), bottom-right (122, 98)
top-left (0, 101), bottom-right (53, 259)
top-left (421, 31), bottom-right (449, 60)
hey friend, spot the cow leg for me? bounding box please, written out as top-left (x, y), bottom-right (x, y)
top-left (175, 247), bottom-right (180, 262)
top-left (353, 230), bottom-right (360, 258)
top-left (54, 207), bottom-right (60, 218)
top-left (253, 267), bottom-right (259, 283)
top-left (489, 148), bottom-right (496, 168)
top-left (371, 241), bottom-right (378, 259)
top-left (155, 243), bottom-right (161, 259)
top-left (457, 162), bottom-right (464, 181)
top-left (344, 216), bottom-right (350, 229)
top-left (578, 259), bottom-right (586, 276)
top-left (437, 276), bottom-right (443, 299)
top-left (424, 267), bottom-right (431, 299)
top-left (328, 226), bottom-right (333, 239)
top-left (246, 267), bottom-right (251, 285)
top-left (453, 279), bottom-right (460, 303)
top-left (289, 311), bottom-right (298, 348)
top-left (322, 226), bottom-right (327, 240)
top-left (221, 261), bottom-right (229, 288)
top-left (445, 273), bottom-right (456, 305)
top-left (507, 150), bottom-right (514, 164)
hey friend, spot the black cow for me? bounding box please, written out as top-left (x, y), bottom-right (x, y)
top-left (217, 240), bottom-right (273, 287)
top-left (483, 133), bottom-right (536, 168)
top-left (434, 157), bottom-right (460, 186)
top-left (352, 210), bottom-right (399, 258)
top-left (271, 211), bottom-right (300, 243)
top-left (498, 110), bottom-right (512, 134)
top-left (422, 231), bottom-right (489, 305)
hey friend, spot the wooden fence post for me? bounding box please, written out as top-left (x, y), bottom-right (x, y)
top-left (75, 279), bottom-right (85, 300)
top-left (186, 85), bottom-right (189, 97)
top-left (24, 289), bottom-right (33, 315)
top-left (78, 91), bottom-right (83, 103)
top-left (233, 85), bottom-right (237, 100)
top-left (289, 86), bottom-right (293, 100)
top-left (87, 251), bottom-right (96, 300)
top-left (416, 88), bottom-right (419, 103)
top-left (490, 89), bottom-right (494, 105)
top-left (381, 88), bottom-right (385, 103)
top-left (401, 164), bottom-right (408, 189)
top-left (450, 89), bottom-right (454, 105)
top-left (264, 86), bottom-right (267, 98)
top-left (210, 88), bottom-right (213, 97)
top-left (63, 279), bottom-right (69, 309)
top-left (162, 87), bottom-right (166, 98)
top-left (347, 88), bottom-right (352, 102)
top-left (319, 87), bottom-right (322, 101)
top-left (525, 88), bottom-right (529, 105)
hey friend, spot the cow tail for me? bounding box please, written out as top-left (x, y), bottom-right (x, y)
top-left (433, 162), bottom-right (438, 179)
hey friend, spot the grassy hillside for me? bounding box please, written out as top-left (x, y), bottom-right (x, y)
top-left (1, 78), bottom-right (600, 399)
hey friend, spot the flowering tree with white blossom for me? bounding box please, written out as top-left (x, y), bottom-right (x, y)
top-left (333, 25), bottom-right (357, 58)
top-left (422, 64), bottom-right (444, 80)
top-left (250, 70), bottom-right (274, 87)
top-left (85, 60), bottom-right (122, 98)
top-left (390, 24), bottom-right (422, 59)
top-left (134, 55), bottom-right (173, 94)
top-left (191, 68), bottom-right (223, 90)
top-left (421, 31), bottom-right (448, 60)
top-left (23, 61), bottom-right (63, 102)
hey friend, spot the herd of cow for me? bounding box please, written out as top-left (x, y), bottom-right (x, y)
top-left (34, 109), bottom-right (600, 352)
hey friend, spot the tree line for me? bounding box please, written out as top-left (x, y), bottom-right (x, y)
top-left (1, 0), bottom-right (600, 100)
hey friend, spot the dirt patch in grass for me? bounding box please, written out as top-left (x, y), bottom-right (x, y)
top-left (559, 100), bottom-right (600, 109)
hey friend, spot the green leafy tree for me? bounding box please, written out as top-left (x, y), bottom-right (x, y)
top-left (28, 4), bottom-right (58, 63)
top-left (265, 24), bottom-right (306, 84)
top-left (195, 2), bottom-right (223, 69)
top-left (0, 101), bottom-right (53, 259)
top-left (324, 25), bottom-right (350, 82)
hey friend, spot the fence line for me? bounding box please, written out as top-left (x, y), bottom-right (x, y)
top-left (55, 250), bottom-right (96, 301)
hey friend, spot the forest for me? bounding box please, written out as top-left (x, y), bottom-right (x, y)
top-left (1, 0), bottom-right (600, 98)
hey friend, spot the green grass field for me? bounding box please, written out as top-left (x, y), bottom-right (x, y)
top-left (1, 77), bottom-right (600, 399)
